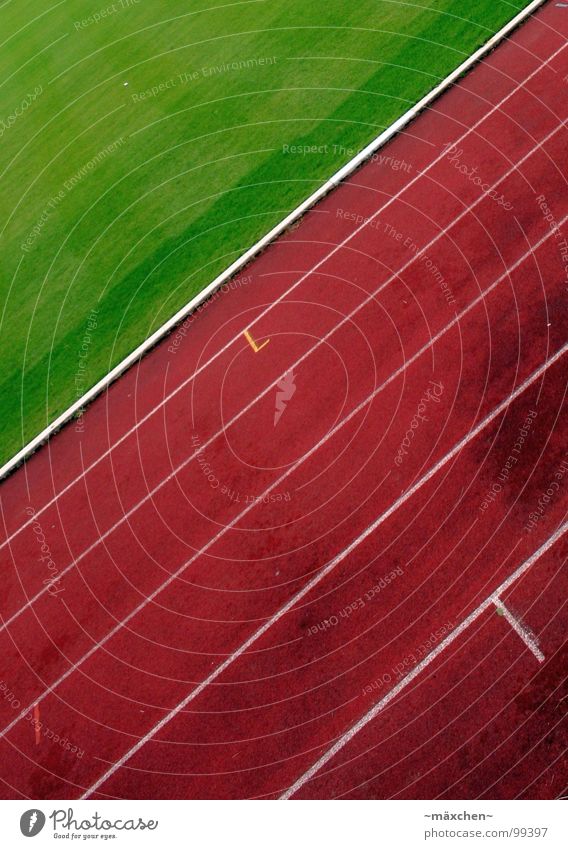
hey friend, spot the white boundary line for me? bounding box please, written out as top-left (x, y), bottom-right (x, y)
top-left (281, 520), bottom-right (567, 800)
top-left (492, 595), bottom-right (545, 662)
top-left (71, 347), bottom-right (566, 799)
top-left (0, 0), bottom-right (547, 482)
top-left (3, 44), bottom-right (565, 558)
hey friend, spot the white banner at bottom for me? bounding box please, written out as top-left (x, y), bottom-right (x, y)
top-left (0, 799), bottom-right (565, 848)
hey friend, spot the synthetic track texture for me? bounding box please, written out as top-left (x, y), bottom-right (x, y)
top-left (0, 0), bottom-right (567, 801)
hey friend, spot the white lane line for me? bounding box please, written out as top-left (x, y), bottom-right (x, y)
top-left (492, 595), bottom-right (545, 662)
top-left (2, 196), bottom-right (567, 638)
top-left (74, 348), bottom-right (568, 799)
top-left (281, 521), bottom-right (567, 800)
top-left (2, 104), bottom-right (566, 638)
top-left (2, 28), bottom-right (563, 542)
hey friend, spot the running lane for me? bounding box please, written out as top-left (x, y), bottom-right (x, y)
top-left (0, 0), bottom-right (566, 800)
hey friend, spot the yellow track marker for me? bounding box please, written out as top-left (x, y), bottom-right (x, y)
top-left (243, 329), bottom-right (270, 353)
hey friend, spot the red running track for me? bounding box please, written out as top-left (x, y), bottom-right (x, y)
top-left (0, 0), bottom-right (567, 800)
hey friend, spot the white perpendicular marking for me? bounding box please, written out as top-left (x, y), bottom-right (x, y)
top-left (0, 0), bottom-right (548, 482)
top-left (492, 595), bottom-right (545, 662)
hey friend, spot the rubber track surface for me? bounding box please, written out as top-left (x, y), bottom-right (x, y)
top-left (0, 0), bottom-right (566, 800)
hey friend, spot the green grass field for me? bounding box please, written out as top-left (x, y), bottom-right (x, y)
top-left (0, 0), bottom-right (526, 466)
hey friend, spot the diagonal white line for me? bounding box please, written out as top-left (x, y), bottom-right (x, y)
top-left (492, 595), bottom-right (545, 662)
top-left (281, 520), bottom-right (567, 799)
top-left (2, 113), bottom-right (567, 635)
top-left (74, 346), bottom-right (568, 799)
top-left (2, 31), bottom-right (564, 548)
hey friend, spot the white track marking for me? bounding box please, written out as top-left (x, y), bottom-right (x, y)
top-left (71, 348), bottom-right (567, 799)
top-left (281, 521), bottom-right (567, 799)
top-left (2, 197), bottom-right (567, 637)
top-left (0, 13), bottom-right (560, 533)
top-left (492, 595), bottom-right (545, 662)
